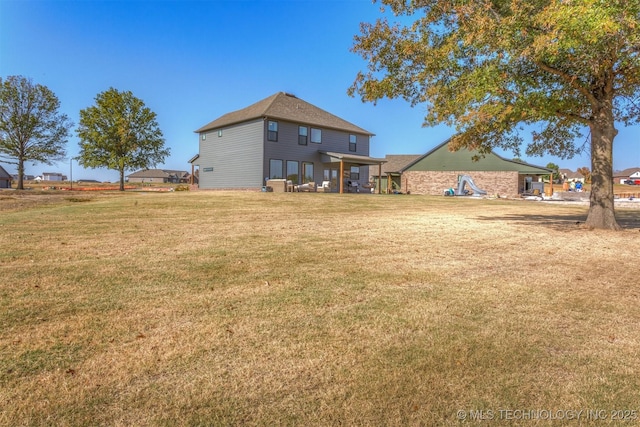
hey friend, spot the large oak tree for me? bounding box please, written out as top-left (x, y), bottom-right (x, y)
top-left (349, 0), bottom-right (640, 230)
top-left (0, 76), bottom-right (72, 190)
top-left (77, 88), bottom-right (169, 191)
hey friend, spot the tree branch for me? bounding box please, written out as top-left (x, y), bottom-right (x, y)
top-left (534, 60), bottom-right (598, 108)
top-left (554, 109), bottom-right (590, 126)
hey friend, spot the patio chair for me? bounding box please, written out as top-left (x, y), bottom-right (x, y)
top-left (317, 181), bottom-right (331, 192)
top-left (295, 182), bottom-right (316, 192)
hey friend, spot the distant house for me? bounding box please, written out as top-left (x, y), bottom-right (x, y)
top-left (558, 169), bottom-right (586, 183)
top-left (0, 165), bottom-right (11, 188)
top-left (372, 138), bottom-right (551, 197)
top-left (614, 167), bottom-right (640, 184)
top-left (11, 174), bottom-right (35, 181)
top-left (126, 169), bottom-right (189, 183)
top-left (193, 92), bottom-right (385, 193)
top-left (42, 172), bottom-right (66, 181)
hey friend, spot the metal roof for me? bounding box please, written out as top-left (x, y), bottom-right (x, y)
top-left (319, 151), bottom-right (387, 166)
top-left (402, 138), bottom-right (552, 174)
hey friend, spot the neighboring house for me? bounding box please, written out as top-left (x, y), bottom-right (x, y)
top-left (11, 174), bottom-right (35, 181)
top-left (559, 169), bottom-right (585, 183)
top-left (42, 172), bottom-right (66, 181)
top-left (193, 92), bottom-right (385, 193)
top-left (188, 154), bottom-right (199, 185)
top-left (373, 138), bottom-right (552, 197)
top-left (373, 154), bottom-right (422, 193)
top-left (127, 169), bottom-right (189, 183)
top-left (0, 165), bottom-right (12, 188)
top-left (614, 167), bottom-right (640, 184)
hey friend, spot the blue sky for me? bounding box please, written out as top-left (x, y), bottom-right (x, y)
top-left (1, 0), bottom-right (638, 182)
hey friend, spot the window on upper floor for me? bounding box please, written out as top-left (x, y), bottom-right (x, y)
top-left (311, 128), bottom-right (322, 144)
top-left (349, 134), bottom-right (357, 152)
top-left (268, 121), bottom-right (278, 142)
top-left (298, 126), bottom-right (308, 145)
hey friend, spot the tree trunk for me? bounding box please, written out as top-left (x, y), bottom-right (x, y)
top-left (119, 168), bottom-right (125, 191)
top-left (584, 114), bottom-right (621, 230)
top-left (17, 159), bottom-right (24, 190)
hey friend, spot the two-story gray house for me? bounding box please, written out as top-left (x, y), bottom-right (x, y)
top-left (192, 92), bottom-right (385, 192)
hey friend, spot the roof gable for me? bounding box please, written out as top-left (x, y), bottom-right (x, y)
top-left (380, 155), bottom-right (422, 174)
top-left (0, 165), bottom-right (11, 179)
top-left (403, 138), bottom-right (552, 174)
top-left (615, 167), bottom-right (640, 177)
top-left (195, 92), bottom-right (373, 135)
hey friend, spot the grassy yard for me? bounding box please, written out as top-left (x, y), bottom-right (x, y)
top-left (1, 191), bottom-right (639, 426)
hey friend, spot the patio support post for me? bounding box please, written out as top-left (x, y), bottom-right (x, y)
top-left (378, 163), bottom-right (382, 194)
top-left (339, 160), bottom-right (344, 194)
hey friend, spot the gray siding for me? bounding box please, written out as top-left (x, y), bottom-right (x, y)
top-left (197, 119), bottom-right (264, 188)
top-left (264, 119), bottom-right (371, 184)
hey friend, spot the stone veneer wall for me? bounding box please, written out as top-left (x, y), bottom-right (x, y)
top-left (403, 170), bottom-right (520, 197)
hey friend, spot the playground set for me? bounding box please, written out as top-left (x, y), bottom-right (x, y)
top-left (443, 175), bottom-right (487, 197)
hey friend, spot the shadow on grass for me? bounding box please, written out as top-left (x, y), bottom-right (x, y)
top-left (477, 209), bottom-right (640, 231)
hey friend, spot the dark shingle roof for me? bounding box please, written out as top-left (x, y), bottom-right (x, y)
top-left (379, 155), bottom-right (422, 174)
top-left (559, 169), bottom-right (583, 179)
top-left (614, 167), bottom-right (640, 177)
top-left (195, 92), bottom-right (373, 135)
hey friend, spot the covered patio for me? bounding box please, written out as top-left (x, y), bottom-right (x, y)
top-left (319, 151), bottom-right (387, 194)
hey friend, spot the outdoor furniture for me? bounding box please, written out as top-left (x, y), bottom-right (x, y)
top-left (295, 182), bottom-right (316, 192)
top-left (266, 179), bottom-right (287, 192)
top-left (347, 180), bottom-right (360, 193)
top-left (317, 181), bottom-right (331, 192)
top-left (361, 182), bottom-right (375, 193)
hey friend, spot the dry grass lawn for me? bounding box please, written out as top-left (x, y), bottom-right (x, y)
top-left (1, 191), bottom-right (639, 426)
